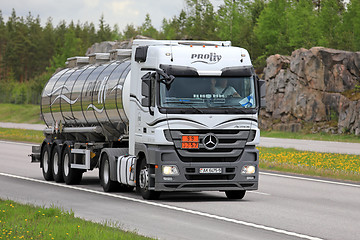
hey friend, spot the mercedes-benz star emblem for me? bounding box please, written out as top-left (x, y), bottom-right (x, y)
top-left (203, 134), bottom-right (218, 150)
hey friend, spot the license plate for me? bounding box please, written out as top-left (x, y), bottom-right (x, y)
top-left (199, 168), bottom-right (222, 174)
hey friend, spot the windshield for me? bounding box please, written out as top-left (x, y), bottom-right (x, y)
top-left (160, 76), bottom-right (256, 110)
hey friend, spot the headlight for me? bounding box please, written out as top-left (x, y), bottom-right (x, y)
top-left (162, 165), bottom-right (180, 176)
top-left (241, 165), bottom-right (256, 174)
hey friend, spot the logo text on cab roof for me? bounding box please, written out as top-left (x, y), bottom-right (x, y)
top-left (191, 53), bottom-right (222, 64)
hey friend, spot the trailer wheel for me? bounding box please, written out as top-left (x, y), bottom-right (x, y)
top-left (41, 144), bottom-right (53, 181)
top-left (51, 144), bottom-right (64, 183)
top-left (138, 159), bottom-right (160, 200)
top-left (100, 154), bottom-right (118, 192)
top-left (62, 146), bottom-right (83, 185)
top-left (225, 190), bottom-right (246, 200)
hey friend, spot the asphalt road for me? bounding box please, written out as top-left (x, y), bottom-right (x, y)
top-left (0, 140), bottom-right (359, 240)
top-left (2, 122), bottom-right (360, 155)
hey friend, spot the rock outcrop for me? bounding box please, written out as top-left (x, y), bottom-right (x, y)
top-left (260, 47), bottom-right (360, 135)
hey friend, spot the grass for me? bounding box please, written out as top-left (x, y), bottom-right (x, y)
top-left (261, 130), bottom-right (360, 143)
top-left (0, 199), bottom-right (152, 240)
top-left (0, 128), bottom-right (43, 144)
top-left (0, 103), bottom-right (42, 124)
top-left (259, 147), bottom-right (360, 182)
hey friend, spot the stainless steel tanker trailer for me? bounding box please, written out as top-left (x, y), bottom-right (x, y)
top-left (31, 39), bottom-right (266, 200)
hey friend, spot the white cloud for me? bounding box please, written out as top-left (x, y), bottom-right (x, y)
top-left (110, 0), bottom-right (132, 11)
top-left (83, 0), bottom-right (100, 8)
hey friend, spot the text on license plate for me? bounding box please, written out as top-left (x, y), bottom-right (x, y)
top-left (199, 168), bottom-right (222, 174)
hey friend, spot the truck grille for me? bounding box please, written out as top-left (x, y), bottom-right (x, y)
top-left (167, 129), bottom-right (252, 162)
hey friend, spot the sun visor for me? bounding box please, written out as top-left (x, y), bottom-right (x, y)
top-left (160, 64), bottom-right (199, 77)
top-left (221, 66), bottom-right (254, 77)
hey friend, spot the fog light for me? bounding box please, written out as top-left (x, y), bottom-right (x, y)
top-left (162, 165), bottom-right (179, 176)
top-left (242, 165), bottom-right (256, 174)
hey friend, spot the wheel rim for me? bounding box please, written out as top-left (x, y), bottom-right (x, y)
top-left (64, 153), bottom-right (69, 177)
top-left (103, 160), bottom-right (109, 185)
top-left (43, 151), bottom-right (49, 173)
top-left (139, 167), bottom-right (149, 190)
top-left (53, 152), bottom-right (59, 174)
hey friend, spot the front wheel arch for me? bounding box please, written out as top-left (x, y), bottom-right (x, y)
top-left (136, 156), bottom-right (160, 200)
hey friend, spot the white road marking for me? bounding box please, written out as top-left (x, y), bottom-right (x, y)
top-left (249, 191), bottom-right (271, 196)
top-left (0, 140), bottom-right (35, 147)
top-left (0, 172), bottom-right (322, 240)
top-left (261, 172), bottom-right (360, 188)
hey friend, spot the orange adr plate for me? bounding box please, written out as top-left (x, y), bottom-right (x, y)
top-left (182, 135), bottom-right (199, 142)
top-left (182, 142), bottom-right (199, 149)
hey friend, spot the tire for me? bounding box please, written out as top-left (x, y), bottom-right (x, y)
top-left (62, 146), bottom-right (83, 185)
top-left (137, 159), bottom-right (160, 200)
top-left (225, 190), bottom-right (246, 200)
top-left (41, 144), bottom-right (53, 181)
top-left (51, 144), bottom-right (64, 183)
top-left (100, 154), bottom-right (118, 192)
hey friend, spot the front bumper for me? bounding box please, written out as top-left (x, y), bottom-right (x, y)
top-left (148, 145), bottom-right (259, 192)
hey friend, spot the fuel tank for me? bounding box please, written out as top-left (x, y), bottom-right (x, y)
top-left (41, 59), bottom-right (131, 134)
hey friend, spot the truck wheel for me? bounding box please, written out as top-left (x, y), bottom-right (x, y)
top-left (138, 159), bottom-right (160, 200)
top-left (41, 144), bottom-right (53, 181)
top-left (225, 190), bottom-right (246, 200)
top-left (51, 144), bottom-right (64, 183)
top-left (62, 146), bottom-right (83, 185)
top-left (100, 154), bottom-right (118, 192)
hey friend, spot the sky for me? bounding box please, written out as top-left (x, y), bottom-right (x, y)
top-left (1, 0), bottom-right (223, 31)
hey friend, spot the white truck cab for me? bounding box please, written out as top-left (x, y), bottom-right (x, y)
top-left (31, 39), bottom-right (266, 200)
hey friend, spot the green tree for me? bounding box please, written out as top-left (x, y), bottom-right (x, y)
top-left (254, 0), bottom-right (290, 57)
top-left (0, 10), bottom-right (7, 80)
top-left (41, 18), bottom-right (56, 69)
top-left (317, 0), bottom-right (342, 48)
top-left (217, 0), bottom-right (252, 48)
top-left (50, 28), bottom-right (82, 71)
top-left (184, 0), bottom-right (217, 40)
top-left (97, 14), bottom-right (113, 41)
top-left (139, 14), bottom-right (158, 38)
top-left (4, 9), bottom-right (28, 82)
top-left (340, 0), bottom-right (360, 51)
top-left (123, 24), bottom-right (139, 40)
top-left (161, 10), bottom-right (188, 39)
top-left (287, 0), bottom-right (319, 49)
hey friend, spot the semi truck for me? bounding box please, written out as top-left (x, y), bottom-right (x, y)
top-left (30, 39), bottom-right (266, 200)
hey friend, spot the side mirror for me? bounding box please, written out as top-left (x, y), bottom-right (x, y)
top-left (257, 79), bottom-right (266, 109)
top-left (141, 72), bottom-right (153, 107)
top-left (135, 46), bottom-right (149, 63)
